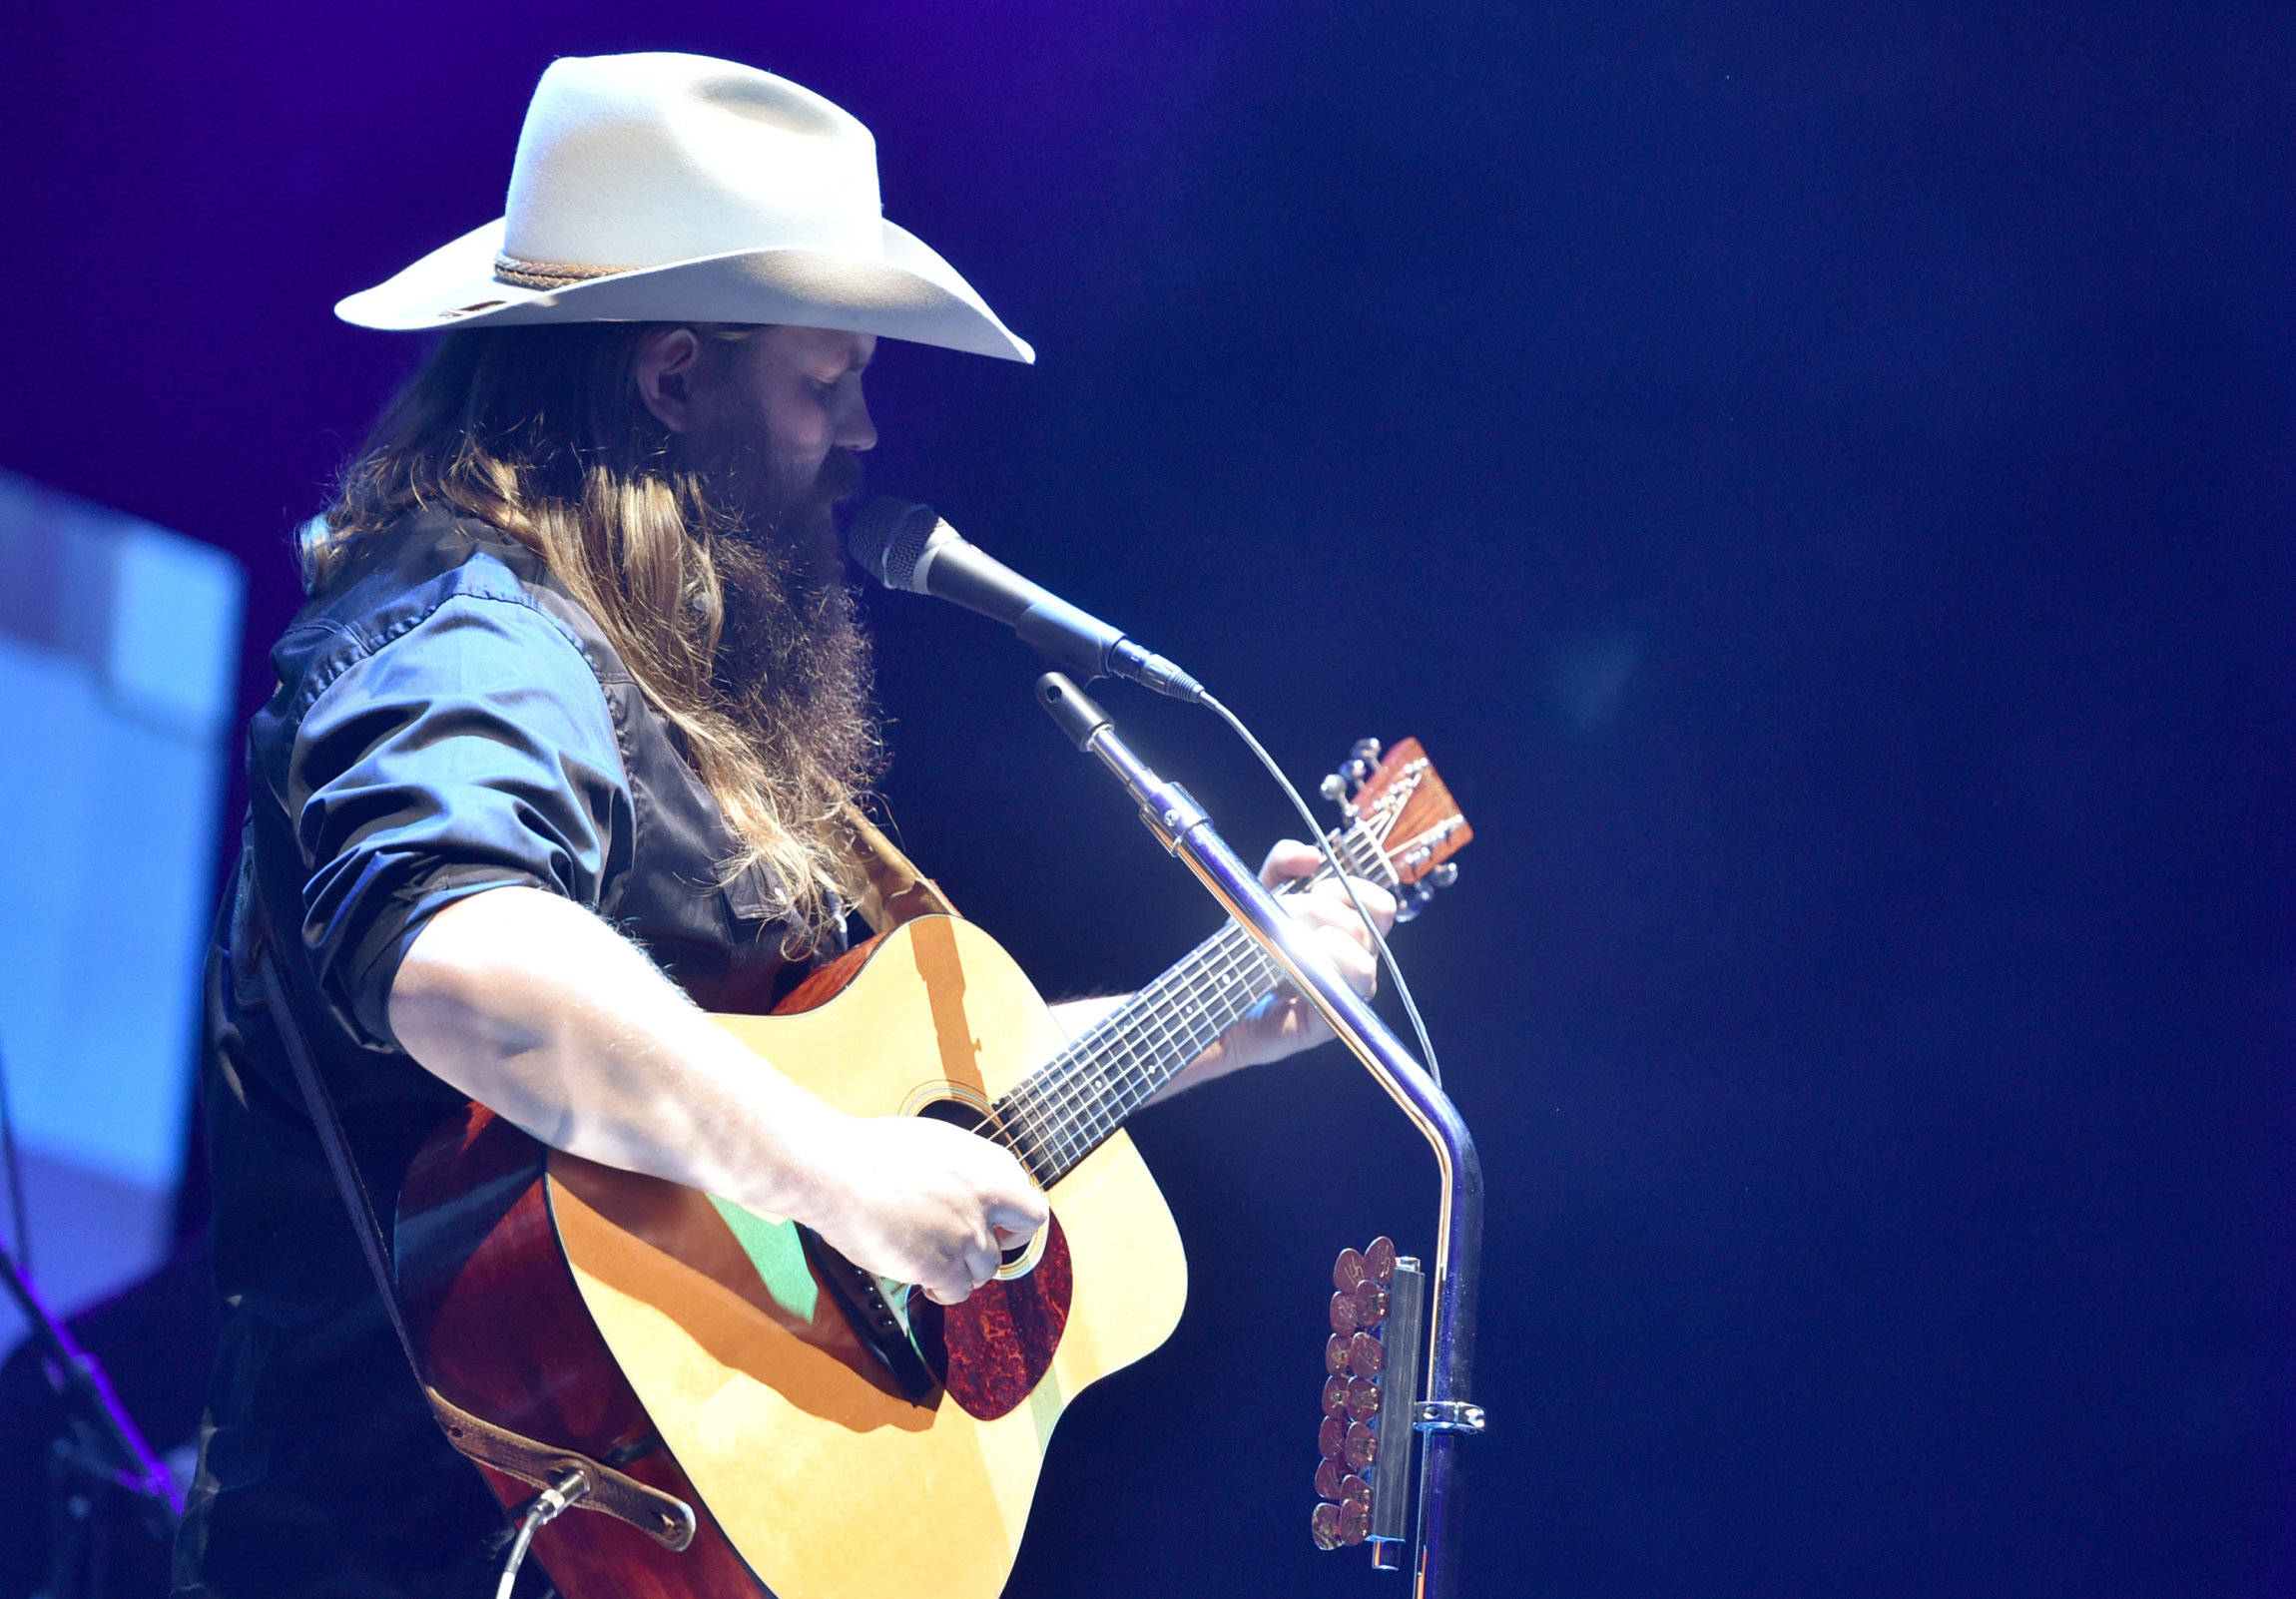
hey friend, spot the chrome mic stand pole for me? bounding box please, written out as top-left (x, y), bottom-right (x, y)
top-left (1036, 674), bottom-right (1484, 1598)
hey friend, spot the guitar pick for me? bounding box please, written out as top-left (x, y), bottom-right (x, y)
top-left (1329, 1291), bottom-right (1361, 1335)
top-left (1311, 1500), bottom-right (1343, 1551)
top-left (1319, 1414), bottom-right (1348, 1462)
top-left (1322, 1375), bottom-right (1350, 1419)
top-left (1346, 1376), bottom-right (1382, 1423)
top-left (1334, 1248), bottom-right (1366, 1294)
top-left (1325, 1333), bottom-right (1352, 1376)
top-left (1364, 1237), bottom-right (1398, 1287)
top-left (1315, 1456), bottom-right (1349, 1501)
top-left (1348, 1331), bottom-right (1386, 1378)
top-left (1351, 1281), bottom-right (1390, 1329)
top-left (1344, 1420), bottom-right (1377, 1472)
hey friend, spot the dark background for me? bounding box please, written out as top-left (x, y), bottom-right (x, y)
top-left (3, 1), bottom-right (2292, 1593)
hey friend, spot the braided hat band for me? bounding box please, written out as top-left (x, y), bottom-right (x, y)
top-left (490, 254), bottom-right (632, 291)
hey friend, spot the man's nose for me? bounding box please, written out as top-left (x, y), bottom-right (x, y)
top-left (837, 394), bottom-right (877, 452)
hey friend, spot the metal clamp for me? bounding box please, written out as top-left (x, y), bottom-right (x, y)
top-left (1414, 1400), bottom-right (1487, 1435)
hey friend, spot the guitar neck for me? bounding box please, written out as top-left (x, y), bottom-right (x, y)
top-left (992, 821), bottom-right (1396, 1188)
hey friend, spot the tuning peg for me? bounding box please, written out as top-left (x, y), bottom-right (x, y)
top-left (1432, 862), bottom-right (1458, 889)
top-left (1324, 738), bottom-right (1386, 803)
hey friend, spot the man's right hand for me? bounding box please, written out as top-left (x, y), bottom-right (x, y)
top-left (800, 1114), bottom-right (1048, 1305)
top-left (392, 886), bottom-right (1050, 1306)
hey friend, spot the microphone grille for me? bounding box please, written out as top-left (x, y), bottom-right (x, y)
top-left (846, 498), bottom-right (940, 592)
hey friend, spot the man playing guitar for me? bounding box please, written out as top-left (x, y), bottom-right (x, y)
top-left (178, 52), bottom-right (1393, 1597)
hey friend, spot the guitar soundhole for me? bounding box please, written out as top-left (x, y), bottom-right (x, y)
top-left (916, 1096), bottom-right (1036, 1272)
top-left (898, 1092), bottom-right (1073, 1419)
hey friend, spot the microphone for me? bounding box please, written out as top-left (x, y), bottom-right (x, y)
top-left (845, 498), bottom-right (1205, 704)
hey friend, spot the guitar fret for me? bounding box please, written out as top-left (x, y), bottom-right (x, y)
top-left (1000, 806), bottom-right (1415, 1182)
top-left (1001, 888), bottom-right (1330, 1186)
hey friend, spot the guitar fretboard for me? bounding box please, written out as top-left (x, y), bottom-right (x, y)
top-left (988, 821), bottom-right (1395, 1187)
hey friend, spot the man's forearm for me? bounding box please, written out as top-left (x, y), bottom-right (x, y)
top-left (1047, 993), bottom-right (1242, 1104)
top-left (386, 884), bottom-right (844, 1219)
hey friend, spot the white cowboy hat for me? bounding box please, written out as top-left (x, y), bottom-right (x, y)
top-left (334, 52), bottom-right (1034, 362)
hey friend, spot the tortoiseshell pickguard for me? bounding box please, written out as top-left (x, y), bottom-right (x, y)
top-left (909, 1214), bottom-right (1074, 1420)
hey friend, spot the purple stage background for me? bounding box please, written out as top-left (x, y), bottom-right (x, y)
top-left (3, 2), bottom-right (2293, 1594)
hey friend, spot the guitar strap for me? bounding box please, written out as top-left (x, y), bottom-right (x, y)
top-left (238, 847), bottom-right (695, 1552)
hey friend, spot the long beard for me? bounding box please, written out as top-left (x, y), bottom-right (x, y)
top-left (693, 434), bottom-right (879, 812)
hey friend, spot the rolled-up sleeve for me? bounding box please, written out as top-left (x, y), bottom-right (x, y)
top-left (287, 593), bottom-right (633, 1047)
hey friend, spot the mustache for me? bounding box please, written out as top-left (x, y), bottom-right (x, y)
top-left (813, 447), bottom-right (864, 507)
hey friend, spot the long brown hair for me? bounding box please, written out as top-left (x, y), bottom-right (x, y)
top-left (313, 322), bottom-right (873, 948)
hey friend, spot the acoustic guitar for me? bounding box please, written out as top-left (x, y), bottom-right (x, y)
top-left (394, 739), bottom-right (1471, 1599)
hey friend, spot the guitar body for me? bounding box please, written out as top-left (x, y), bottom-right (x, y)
top-left (397, 914), bottom-right (1188, 1599)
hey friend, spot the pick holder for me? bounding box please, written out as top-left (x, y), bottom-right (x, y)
top-left (1314, 1238), bottom-right (1429, 1565)
top-left (1035, 674), bottom-right (1485, 1598)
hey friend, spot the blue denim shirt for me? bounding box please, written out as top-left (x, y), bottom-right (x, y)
top-left (179, 508), bottom-right (841, 1597)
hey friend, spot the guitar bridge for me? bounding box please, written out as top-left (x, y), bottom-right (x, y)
top-left (798, 1225), bottom-right (941, 1404)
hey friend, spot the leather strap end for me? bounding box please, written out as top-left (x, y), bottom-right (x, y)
top-left (427, 1388), bottom-right (696, 1552)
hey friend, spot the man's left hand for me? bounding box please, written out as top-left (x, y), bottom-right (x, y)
top-left (1208, 838), bottom-right (1400, 1073)
top-left (1064, 839), bottom-right (1395, 1101)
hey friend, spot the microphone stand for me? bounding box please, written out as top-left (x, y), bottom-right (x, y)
top-left (1035, 674), bottom-right (1484, 1599)
top-left (0, 1236), bottom-right (181, 1596)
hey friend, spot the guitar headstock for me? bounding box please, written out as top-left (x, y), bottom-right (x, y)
top-left (1320, 738), bottom-right (1474, 919)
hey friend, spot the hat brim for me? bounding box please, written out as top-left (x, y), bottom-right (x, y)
top-left (333, 217), bottom-right (1034, 363)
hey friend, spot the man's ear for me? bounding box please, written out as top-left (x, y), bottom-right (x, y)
top-left (634, 325), bottom-right (706, 433)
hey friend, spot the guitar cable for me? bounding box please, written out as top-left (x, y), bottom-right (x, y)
top-left (495, 1466), bottom-right (587, 1599)
top-left (1198, 695), bottom-right (1444, 1090)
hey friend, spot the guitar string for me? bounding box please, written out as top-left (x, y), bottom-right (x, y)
top-left (1009, 924), bottom-right (1255, 1163)
top-left (995, 812), bottom-right (1405, 1181)
top-left (1001, 865), bottom-right (1290, 1166)
top-left (1011, 917), bottom-right (1281, 1182)
top-left (1000, 848), bottom-right (1321, 1174)
top-left (1080, 934), bottom-right (1275, 1164)
top-left (1063, 937), bottom-right (1229, 1135)
top-left (994, 790), bottom-right (1431, 1180)
top-left (1001, 899), bottom-right (1266, 1179)
top-left (1066, 829), bottom-right (1385, 1144)
top-left (1023, 940), bottom-right (1240, 1174)
top-left (977, 903), bottom-right (1286, 1174)
top-left (1050, 931), bottom-right (1252, 1169)
top-left (1059, 839), bottom-right (1361, 1140)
